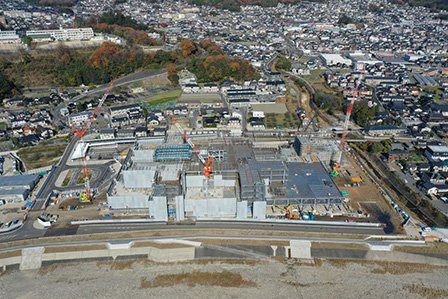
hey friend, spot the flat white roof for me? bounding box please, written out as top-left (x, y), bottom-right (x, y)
top-left (428, 145), bottom-right (448, 153)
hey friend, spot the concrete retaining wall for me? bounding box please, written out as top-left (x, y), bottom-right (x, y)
top-left (0, 244), bottom-right (197, 270)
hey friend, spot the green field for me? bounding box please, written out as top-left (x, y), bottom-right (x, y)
top-left (0, 122), bottom-right (7, 131)
top-left (264, 113), bottom-right (300, 129)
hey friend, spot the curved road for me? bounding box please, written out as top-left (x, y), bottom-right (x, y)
top-left (70, 70), bottom-right (166, 103)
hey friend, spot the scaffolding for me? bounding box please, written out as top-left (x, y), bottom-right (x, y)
top-left (153, 144), bottom-right (192, 162)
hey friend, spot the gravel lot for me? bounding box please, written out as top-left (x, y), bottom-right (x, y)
top-left (1, 258), bottom-right (448, 299)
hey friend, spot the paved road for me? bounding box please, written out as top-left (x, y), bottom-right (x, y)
top-left (0, 220), bottom-right (385, 243)
top-left (33, 137), bottom-right (79, 210)
top-left (76, 221), bottom-right (385, 236)
top-left (71, 70), bottom-right (166, 103)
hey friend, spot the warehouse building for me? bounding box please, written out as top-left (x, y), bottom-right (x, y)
top-left (0, 174), bottom-right (41, 203)
top-left (320, 53), bottom-right (352, 67)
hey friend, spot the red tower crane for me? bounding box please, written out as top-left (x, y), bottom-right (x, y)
top-left (72, 82), bottom-right (114, 202)
top-left (331, 83), bottom-right (361, 177)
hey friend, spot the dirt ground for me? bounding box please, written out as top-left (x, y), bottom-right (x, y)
top-left (333, 153), bottom-right (404, 233)
top-left (1, 258), bottom-right (447, 299)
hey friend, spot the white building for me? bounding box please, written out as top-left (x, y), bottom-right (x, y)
top-left (0, 30), bottom-right (21, 44)
top-left (320, 53), bottom-right (352, 67)
top-left (252, 111), bottom-right (265, 118)
top-left (67, 111), bottom-right (91, 127)
top-left (26, 28), bottom-right (94, 42)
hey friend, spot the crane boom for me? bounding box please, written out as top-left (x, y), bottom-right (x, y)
top-left (72, 81), bottom-right (114, 202)
top-left (73, 82), bottom-right (114, 138)
top-left (337, 83), bottom-right (361, 163)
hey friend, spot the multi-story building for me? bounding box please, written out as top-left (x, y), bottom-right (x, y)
top-left (0, 30), bottom-right (21, 44)
top-left (26, 28), bottom-right (94, 42)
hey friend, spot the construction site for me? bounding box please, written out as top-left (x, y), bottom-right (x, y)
top-left (99, 111), bottom-right (381, 223)
top-left (41, 79), bottom-right (402, 230)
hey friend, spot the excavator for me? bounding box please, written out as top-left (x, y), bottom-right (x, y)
top-left (276, 205), bottom-right (299, 219)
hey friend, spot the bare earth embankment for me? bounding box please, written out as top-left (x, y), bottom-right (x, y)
top-left (1, 258), bottom-right (448, 299)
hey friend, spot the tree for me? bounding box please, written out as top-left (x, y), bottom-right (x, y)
top-left (275, 56), bottom-right (292, 71)
top-left (352, 100), bottom-right (375, 126)
top-left (314, 92), bottom-right (343, 112)
top-left (0, 72), bottom-right (14, 98)
top-left (199, 39), bottom-right (222, 54)
top-left (180, 39), bottom-right (197, 59)
top-left (165, 63), bottom-right (179, 85)
top-left (22, 36), bottom-right (33, 47)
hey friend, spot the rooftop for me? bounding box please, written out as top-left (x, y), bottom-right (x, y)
top-left (286, 162), bottom-right (342, 199)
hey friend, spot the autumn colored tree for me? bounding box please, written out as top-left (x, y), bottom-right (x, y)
top-left (187, 54), bottom-right (259, 83)
top-left (199, 39), bottom-right (222, 54)
top-left (164, 63), bottom-right (179, 84)
top-left (87, 42), bottom-right (122, 69)
top-left (180, 39), bottom-right (197, 58)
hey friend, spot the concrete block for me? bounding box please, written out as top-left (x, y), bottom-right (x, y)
top-left (20, 247), bottom-right (44, 270)
top-left (253, 201), bottom-right (266, 219)
top-left (290, 240), bottom-right (311, 259)
top-left (237, 201), bottom-right (248, 219)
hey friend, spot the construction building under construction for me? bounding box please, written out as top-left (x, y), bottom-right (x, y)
top-left (293, 136), bottom-right (339, 164)
top-left (106, 136), bottom-right (344, 220)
